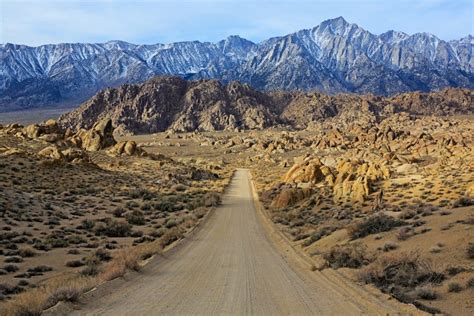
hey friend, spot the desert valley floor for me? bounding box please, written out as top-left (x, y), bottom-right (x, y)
top-left (0, 110), bottom-right (473, 315)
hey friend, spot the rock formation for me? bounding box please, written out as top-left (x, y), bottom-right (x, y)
top-left (58, 76), bottom-right (473, 135)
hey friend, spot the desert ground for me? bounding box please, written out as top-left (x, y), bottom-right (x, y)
top-left (0, 113), bottom-right (473, 315)
top-left (124, 113), bottom-right (473, 315)
top-left (0, 107), bottom-right (75, 126)
top-left (59, 169), bottom-right (418, 315)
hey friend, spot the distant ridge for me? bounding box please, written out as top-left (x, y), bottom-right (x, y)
top-left (58, 76), bottom-right (473, 134)
top-left (1, 17), bottom-right (473, 111)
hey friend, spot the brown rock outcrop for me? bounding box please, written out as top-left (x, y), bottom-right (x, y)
top-left (57, 76), bottom-right (473, 135)
top-left (108, 140), bottom-right (144, 156)
top-left (73, 118), bottom-right (116, 151)
top-left (271, 187), bottom-right (313, 208)
top-left (38, 145), bottom-right (64, 160)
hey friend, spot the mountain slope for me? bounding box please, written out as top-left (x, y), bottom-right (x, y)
top-left (2, 17), bottom-right (473, 111)
top-left (58, 76), bottom-right (473, 134)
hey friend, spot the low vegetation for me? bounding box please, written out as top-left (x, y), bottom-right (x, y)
top-left (358, 252), bottom-right (445, 306)
top-left (348, 215), bottom-right (405, 239)
top-left (323, 243), bottom-right (370, 268)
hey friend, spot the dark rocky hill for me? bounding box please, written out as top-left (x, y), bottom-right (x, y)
top-left (58, 76), bottom-right (473, 134)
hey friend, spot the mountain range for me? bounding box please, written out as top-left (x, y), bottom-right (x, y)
top-left (1, 17), bottom-right (473, 111)
top-left (57, 76), bottom-right (473, 134)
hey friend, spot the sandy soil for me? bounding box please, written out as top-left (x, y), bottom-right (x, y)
top-left (0, 107), bottom-right (75, 125)
top-left (67, 169), bottom-right (416, 315)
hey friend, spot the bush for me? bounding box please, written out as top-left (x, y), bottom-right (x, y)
top-left (4, 256), bottom-right (23, 263)
top-left (18, 248), bottom-right (36, 258)
top-left (451, 197), bottom-right (474, 208)
top-left (128, 188), bottom-right (154, 200)
top-left (349, 214), bottom-right (405, 239)
top-left (94, 248), bottom-right (112, 262)
top-left (445, 266), bottom-right (466, 276)
top-left (358, 252), bottom-right (444, 303)
top-left (100, 250), bottom-right (141, 281)
top-left (126, 210), bottom-right (145, 225)
top-left (3, 264), bottom-right (19, 273)
top-left (80, 264), bottom-right (100, 277)
top-left (65, 260), bottom-right (84, 268)
top-left (44, 286), bottom-right (80, 309)
top-left (113, 207), bottom-right (125, 218)
top-left (382, 242), bottom-right (399, 252)
top-left (45, 235), bottom-right (69, 248)
top-left (27, 265), bottom-right (53, 273)
top-left (448, 282), bottom-right (462, 293)
top-left (202, 192), bottom-right (221, 207)
top-left (467, 243), bottom-right (474, 259)
top-left (151, 227), bottom-right (167, 238)
top-left (165, 218), bottom-right (177, 229)
top-left (95, 220), bottom-right (131, 237)
top-left (323, 243), bottom-right (370, 268)
top-left (68, 235), bottom-right (86, 245)
top-left (414, 286), bottom-right (438, 300)
top-left (396, 227), bottom-right (414, 241)
top-left (80, 219), bottom-right (96, 231)
top-left (302, 227), bottom-right (336, 247)
top-left (467, 277), bottom-right (474, 288)
top-left (160, 227), bottom-right (183, 248)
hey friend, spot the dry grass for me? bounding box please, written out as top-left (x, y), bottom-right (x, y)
top-left (100, 240), bottom-right (164, 281)
top-left (1, 276), bottom-right (96, 316)
top-left (323, 243), bottom-right (371, 268)
top-left (358, 251), bottom-right (445, 305)
top-left (348, 214), bottom-right (406, 239)
top-left (1, 239), bottom-right (165, 315)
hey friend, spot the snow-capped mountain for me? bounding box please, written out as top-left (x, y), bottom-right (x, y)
top-left (1, 17), bottom-right (472, 111)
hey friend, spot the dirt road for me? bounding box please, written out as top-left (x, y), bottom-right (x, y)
top-left (71, 169), bottom-right (410, 315)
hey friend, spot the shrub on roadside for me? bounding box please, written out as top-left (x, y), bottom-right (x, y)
top-left (43, 286), bottom-right (80, 309)
top-left (160, 227), bottom-right (183, 248)
top-left (349, 214), bottom-right (405, 239)
top-left (323, 243), bottom-right (370, 268)
top-left (358, 252), bottom-right (445, 304)
top-left (202, 192), bottom-right (221, 207)
top-left (302, 226), bottom-right (336, 247)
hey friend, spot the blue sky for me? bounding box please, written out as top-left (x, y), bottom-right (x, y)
top-left (1, 0), bottom-right (473, 46)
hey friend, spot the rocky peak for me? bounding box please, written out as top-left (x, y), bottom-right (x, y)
top-left (318, 16), bottom-right (352, 36)
top-left (57, 76), bottom-right (473, 135)
top-left (379, 30), bottom-right (410, 43)
top-left (1, 17), bottom-right (472, 110)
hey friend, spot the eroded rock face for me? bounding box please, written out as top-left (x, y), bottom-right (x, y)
top-left (61, 148), bottom-right (90, 163)
top-left (58, 76), bottom-right (473, 135)
top-left (271, 187), bottom-right (313, 209)
top-left (38, 145), bottom-right (63, 160)
top-left (23, 120), bottom-right (59, 140)
top-left (108, 140), bottom-right (144, 156)
top-left (1, 118), bottom-right (120, 166)
top-left (75, 118), bottom-right (116, 152)
top-left (280, 155), bottom-right (392, 204)
top-left (263, 110), bottom-right (473, 210)
top-left (283, 157), bottom-right (328, 184)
